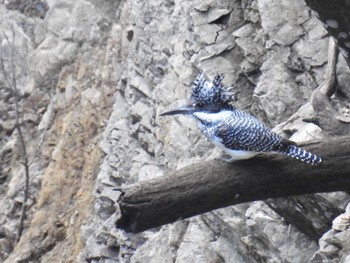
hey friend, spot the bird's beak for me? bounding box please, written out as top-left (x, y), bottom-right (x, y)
top-left (159, 105), bottom-right (196, 116)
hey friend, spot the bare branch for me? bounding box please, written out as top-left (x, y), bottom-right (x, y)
top-left (0, 28), bottom-right (30, 242)
top-left (304, 38), bottom-right (350, 135)
top-left (310, 38), bottom-right (339, 113)
top-left (116, 137), bottom-right (350, 233)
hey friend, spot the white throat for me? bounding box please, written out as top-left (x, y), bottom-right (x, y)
top-left (193, 110), bottom-right (232, 123)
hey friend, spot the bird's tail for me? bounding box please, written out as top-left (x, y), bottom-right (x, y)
top-left (284, 145), bottom-right (322, 165)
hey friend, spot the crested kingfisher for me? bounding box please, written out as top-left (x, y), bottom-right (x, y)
top-left (160, 73), bottom-right (322, 165)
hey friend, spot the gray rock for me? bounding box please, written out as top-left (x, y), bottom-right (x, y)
top-left (312, 203), bottom-right (350, 262)
top-left (259, 0), bottom-right (309, 46)
top-left (293, 16), bottom-right (329, 68)
top-left (1, 119), bottom-right (16, 133)
top-left (235, 27), bottom-right (266, 65)
top-left (1, 0), bottom-right (350, 262)
top-left (233, 23), bottom-right (255, 38)
top-left (242, 0), bottom-right (260, 23)
top-left (244, 201), bottom-right (318, 262)
top-left (254, 59), bottom-right (304, 125)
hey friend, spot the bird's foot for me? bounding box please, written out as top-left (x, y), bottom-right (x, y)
top-left (217, 155), bottom-right (236, 163)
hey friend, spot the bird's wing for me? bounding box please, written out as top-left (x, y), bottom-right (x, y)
top-left (213, 113), bottom-right (284, 152)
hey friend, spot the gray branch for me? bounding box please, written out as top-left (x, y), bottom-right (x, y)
top-left (0, 28), bottom-right (30, 242)
top-left (116, 137), bottom-right (350, 233)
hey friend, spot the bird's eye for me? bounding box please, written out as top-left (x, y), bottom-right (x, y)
top-left (196, 102), bottom-right (204, 108)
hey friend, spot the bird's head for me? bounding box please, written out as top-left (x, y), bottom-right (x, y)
top-left (160, 73), bottom-right (237, 116)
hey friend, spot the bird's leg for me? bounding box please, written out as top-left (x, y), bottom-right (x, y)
top-left (217, 155), bottom-right (237, 163)
top-left (216, 150), bottom-right (258, 162)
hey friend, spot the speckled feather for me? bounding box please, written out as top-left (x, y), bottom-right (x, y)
top-left (189, 73), bottom-right (322, 165)
top-left (204, 109), bottom-right (284, 152)
top-left (190, 73), bottom-right (235, 106)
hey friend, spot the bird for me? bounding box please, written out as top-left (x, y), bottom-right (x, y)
top-left (160, 73), bottom-right (322, 165)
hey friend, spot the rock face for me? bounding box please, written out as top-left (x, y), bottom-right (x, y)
top-left (0, 0), bottom-right (350, 262)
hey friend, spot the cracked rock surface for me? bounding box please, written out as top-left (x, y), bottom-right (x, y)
top-left (1, 0), bottom-right (350, 262)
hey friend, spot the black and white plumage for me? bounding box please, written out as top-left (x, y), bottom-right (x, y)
top-left (160, 73), bottom-right (322, 165)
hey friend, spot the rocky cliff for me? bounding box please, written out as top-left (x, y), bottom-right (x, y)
top-left (1, 0), bottom-right (350, 262)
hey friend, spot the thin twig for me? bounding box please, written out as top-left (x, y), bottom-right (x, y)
top-left (0, 28), bottom-right (30, 242)
top-left (310, 37), bottom-right (339, 112)
top-left (4, 30), bottom-right (18, 96)
top-left (15, 104), bottom-right (29, 242)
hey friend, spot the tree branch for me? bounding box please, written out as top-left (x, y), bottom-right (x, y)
top-left (304, 38), bottom-right (350, 136)
top-left (116, 137), bottom-right (350, 233)
top-left (0, 28), bottom-right (30, 242)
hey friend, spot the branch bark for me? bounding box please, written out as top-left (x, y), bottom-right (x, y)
top-left (305, 38), bottom-right (350, 136)
top-left (116, 137), bottom-right (350, 233)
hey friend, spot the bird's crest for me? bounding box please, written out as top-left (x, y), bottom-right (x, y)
top-left (190, 73), bottom-right (236, 105)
